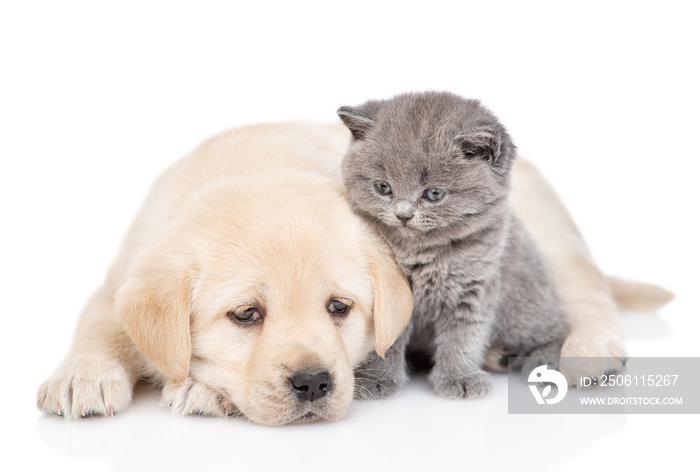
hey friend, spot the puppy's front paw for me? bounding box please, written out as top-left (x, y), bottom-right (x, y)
top-left (559, 329), bottom-right (628, 386)
top-left (429, 369), bottom-right (490, 400)
top-left (162, 378), bottom-right (237, 417)
top-left (37, 358), bottom-right (134, 420)
top-left (353, 353), bottom-right (408, 400)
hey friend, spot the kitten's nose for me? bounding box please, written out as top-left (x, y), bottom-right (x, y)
top-left (396, 213), bottom-right (413, 224)
top-left (394, 200), bottom-right (416, 224)
top-left (395, 200), bottom-right (415, 224)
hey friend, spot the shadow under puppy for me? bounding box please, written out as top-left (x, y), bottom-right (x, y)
top-left (339, 91), bottom-right (568, 399)
top-left (37, 122), bottom-right (413, 425)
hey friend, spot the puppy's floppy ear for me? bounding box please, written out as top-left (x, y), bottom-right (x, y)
top-left (115, 242), bottom-right (194, 383)
top-left (337, 101), bottom-right (382, 140)
top-left (365, 237), bottom-right (413, 357)
top-left (454, 126), bottom-right (515, 170)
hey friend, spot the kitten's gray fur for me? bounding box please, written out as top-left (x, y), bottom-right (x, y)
top-left (339, 91), bottom-right (568, 399)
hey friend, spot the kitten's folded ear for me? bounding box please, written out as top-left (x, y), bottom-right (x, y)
top-left (337, 101), bottom-right (382, 140)
top-left (337, 106), bottom-right (374, 140)
top-left (454, 127), bottom-right (515, 170)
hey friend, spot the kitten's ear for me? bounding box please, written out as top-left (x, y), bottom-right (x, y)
top-left (454, 128), bottom-right (514, 169)
top-left (337, 105), bottom-right (376, 140)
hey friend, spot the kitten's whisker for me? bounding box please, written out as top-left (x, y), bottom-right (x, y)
top-left (353, 384), bottom-right (377, 401)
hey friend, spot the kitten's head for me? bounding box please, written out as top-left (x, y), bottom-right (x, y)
top-left (338, 91), bottom-right (516, 241)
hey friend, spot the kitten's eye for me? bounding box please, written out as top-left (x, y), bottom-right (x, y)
top-left (424, 189), bottom-right (445, 202)
top-left (228, 307), bottom-right (262, 324)
top-left (327, 299), bottom-right (351, 316)
top-left (374, 181), bottom-right (392, 196)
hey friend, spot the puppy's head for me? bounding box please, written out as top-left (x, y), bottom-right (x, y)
top-left (116, 173), bottom-right (412, 425)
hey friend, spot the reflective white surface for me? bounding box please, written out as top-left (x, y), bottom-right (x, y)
top-left (3, 1), bottom-right (698, 470)
top-left (23, 307), bottom-right (697, 472)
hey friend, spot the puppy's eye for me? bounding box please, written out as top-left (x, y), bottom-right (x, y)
top-left (228, 307), bottom-right (262, 325)
top-left (374, 181), bottom-right (392, 196)
top-left (423, 189), bottom-right (445, 202)
top-left (327, 299), bottom-right (350, 316)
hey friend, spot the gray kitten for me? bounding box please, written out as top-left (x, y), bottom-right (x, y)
top-left (338, 91), bottom-right (568, 399)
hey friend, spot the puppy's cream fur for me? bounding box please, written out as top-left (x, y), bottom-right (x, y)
top-left (510, 159), bottom-right (671, 381)
top-left (38, 122), bottom-right (412, 424)
top-left (38, 122), bottom-right (667, 423)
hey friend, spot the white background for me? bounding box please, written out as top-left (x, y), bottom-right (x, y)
top-left (2, 1), bottom-right (698, 471)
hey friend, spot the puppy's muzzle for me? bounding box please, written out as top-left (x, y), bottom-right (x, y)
top-left (290, 370), bottom-right (332, 402)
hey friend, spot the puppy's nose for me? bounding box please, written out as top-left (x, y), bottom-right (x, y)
top-left (290, 370), bottom-right (332, 402)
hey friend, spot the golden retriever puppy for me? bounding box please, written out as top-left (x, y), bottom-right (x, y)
top-left (37, 122), bottom-right (412, 425)
top-left (37, 122), bottom-right (671, 424)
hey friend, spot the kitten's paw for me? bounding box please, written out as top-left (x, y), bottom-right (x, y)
top-left (429, 370), bottom-right (491, 400)
top-left (559, 329), bottom-right (628, 386)
top-left (162, 378), bottom-right (237, 417)
top-left (37, 358), bottom-right (134, 420)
